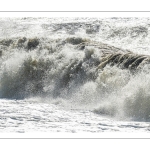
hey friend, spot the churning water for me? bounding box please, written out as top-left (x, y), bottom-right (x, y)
top-left (0, 17), bottom-right (150, 133)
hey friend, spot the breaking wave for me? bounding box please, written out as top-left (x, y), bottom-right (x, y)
top-left (1, 17), bottom-right (150, 122)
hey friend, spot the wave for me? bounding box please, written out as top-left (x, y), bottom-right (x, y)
top-left (0, 36), bottom-right (150, 121)
top-left (1, 17), bottom-right (150, 121)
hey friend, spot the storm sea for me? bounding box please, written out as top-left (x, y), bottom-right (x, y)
top-left (0, 17), bottom-right (150, 133)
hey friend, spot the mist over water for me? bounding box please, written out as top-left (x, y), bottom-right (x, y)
top-left (1, 17), bottom-right (150, 132)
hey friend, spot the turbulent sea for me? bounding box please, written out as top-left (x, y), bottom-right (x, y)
top-left (1, 17), bottom-right (150, 133)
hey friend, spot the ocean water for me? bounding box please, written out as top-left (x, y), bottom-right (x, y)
top-left (0, 17), bottom-right (150, 133)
